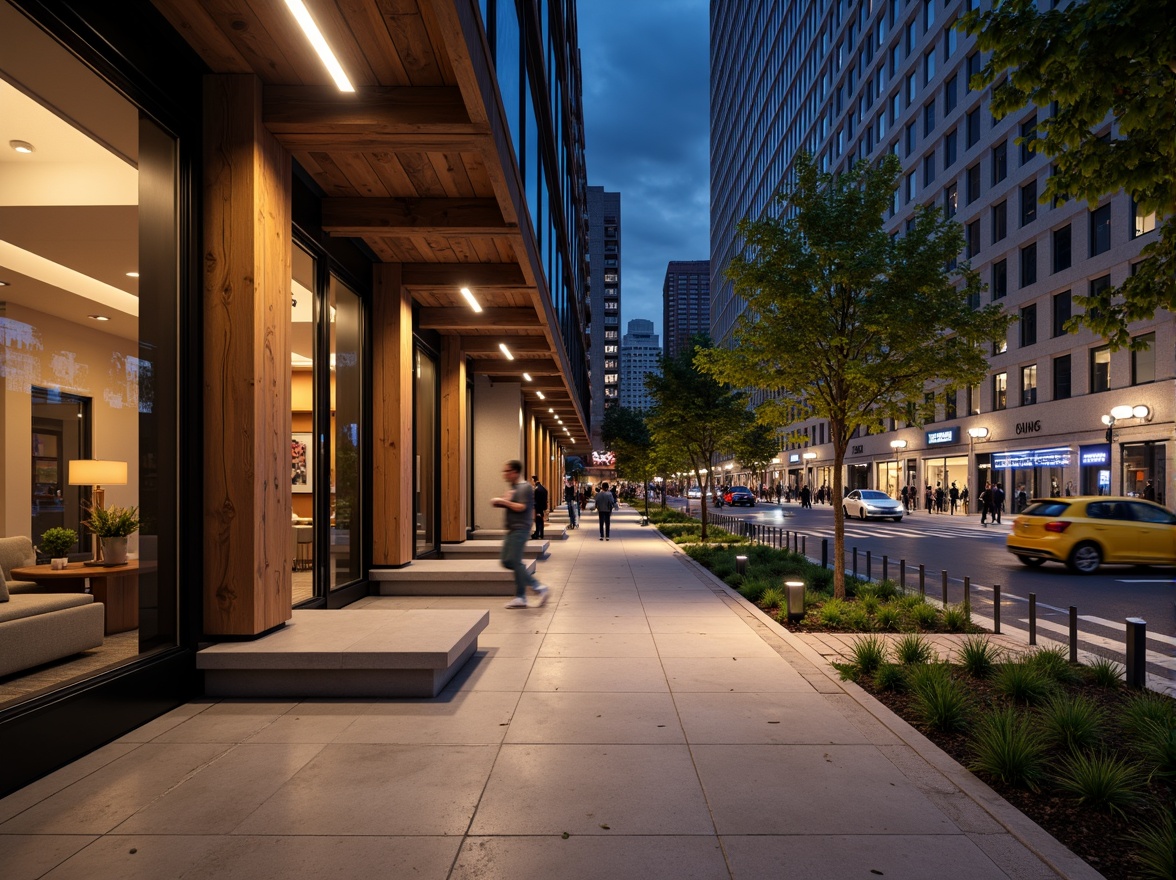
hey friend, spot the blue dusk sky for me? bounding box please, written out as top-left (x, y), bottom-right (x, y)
top-left (578, 0), bottom-right (710, 341)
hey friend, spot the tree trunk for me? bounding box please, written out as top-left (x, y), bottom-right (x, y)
top-left (831, 438), bottom-right (848, 599)
top-left (695, 466), bottom-right (709, 540)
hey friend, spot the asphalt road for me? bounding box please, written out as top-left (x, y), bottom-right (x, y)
top-left (666, 496), bottom-right (1175, 682)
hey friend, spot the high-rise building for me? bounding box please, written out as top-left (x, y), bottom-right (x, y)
top-left (662, 260), bottom-right (710, 361)
top-left (711, 2), bottom-right (1166, 503)
top-left (587, 187), bottom-right (621, 448)
top-left (619, 319), bottom-right (661, 411)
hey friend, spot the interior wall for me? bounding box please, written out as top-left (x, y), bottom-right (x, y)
top-left (472, 374), bottom-right (523, 531)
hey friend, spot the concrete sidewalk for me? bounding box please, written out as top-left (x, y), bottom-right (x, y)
top-left (0, 509), bottom-right (1099, 879)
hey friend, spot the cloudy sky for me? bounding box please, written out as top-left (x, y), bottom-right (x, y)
top-left (577, 0), bottom-right (710, 340)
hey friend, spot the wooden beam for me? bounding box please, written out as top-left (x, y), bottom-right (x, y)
top-left (403, 263), bottom-right (527, 288)
top-left (372, 264), bottom-right (414, 566)
top-left (440, 337), bottom-right (468, 543)
top-left (459, 336), bottom-right (551, 355)
top-left (472, 358), bottom-right (561, 376)
top-left (322, 197), bottom-right (509, 237)
top-left (419, 307), bottom-right (539, 331)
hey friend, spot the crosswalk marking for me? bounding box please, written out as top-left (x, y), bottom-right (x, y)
top-left (1028, 618), bottom-right (1176, 670)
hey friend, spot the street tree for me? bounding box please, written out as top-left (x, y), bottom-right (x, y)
top-left (698, 153), bottom-right (1012, 597)
top-left (960, 0), bottom-right (1176, 348)
top-left (601, 405), bottom-right (656, 515)
top-left (732, 422), bottom-right (780, 495)
top-left (647, 336), bottom-right (752, 539)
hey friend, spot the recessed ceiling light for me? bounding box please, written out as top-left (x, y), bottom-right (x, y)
top-left (88, 314), bottom-right (110, 322)
top-left (9, 140), bottom-right (35, 154)
top-left (0, 280), bottom-right (8, 287)
top-left (548, 408), bottom-right (554, 413)
top-left (536, 391), bottom-right (545, 400)
top-left (125, 272), bottom-right (139, 278)
top-left (283, 0), bottom-right (355, 92)
top-left (459, 287), bottom-right (482, 313)
top-left (522, 372), bottom-right (533, 382)
top-left (498, 343), bottom-right (514, 360)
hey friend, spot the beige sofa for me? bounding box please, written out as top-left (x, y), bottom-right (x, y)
top-left (0, 536), bottom-right (105, 678)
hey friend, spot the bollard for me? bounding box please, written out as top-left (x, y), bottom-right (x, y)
top-left (900, 560), bottom-right (906, 591)
top-left (919, 564), bottom-right (925, 597)
top-left (736, 555), bottom-right (748, 575)
top-left (853, 548), bottom-right (858, 579)
top-left (882, 555), bottom-right (889, 583)
top-left (802, 535), bottom-right (806, 555)
top-left (866, 550), bottom-right (872, 581)
top-left (1069, 606), bottom-right (1078, 664)
top-left (963, 577), bottom-right (971, 619)
top-left (785, 530), bottom-right (791, 552)
top-left (993, 584), bottom-right (1001, 634)
top-left (941, 570), bottom-right (948, 608)
top-left (784, 580), bottom-right (806, 622)
top-left (1126, 618), bottom-right (1146, 688)
top-left (821, 538), bottom-right (828, 569)
top-left (1029, 593), bottom-right (1037, 646)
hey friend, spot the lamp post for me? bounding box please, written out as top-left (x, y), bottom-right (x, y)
top-left (968, 427), bottom-right (989, 498)
top-left (888, 439), bottom-right (907, 498)
top-left (802, 451), bottom-right (817, 494)
top-left (1101, 405), bottom-right (1152, 494)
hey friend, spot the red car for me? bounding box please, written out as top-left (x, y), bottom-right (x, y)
top-left (722, 486), bottom-right (756, 507)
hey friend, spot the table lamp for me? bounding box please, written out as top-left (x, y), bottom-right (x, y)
top-left (69, 459), bottom-right (128, 563)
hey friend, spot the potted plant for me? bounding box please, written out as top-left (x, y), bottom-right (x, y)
top-left (83, 504), bottom-right (140, 565)
top-left (38, 527), bottom-right (77, 569)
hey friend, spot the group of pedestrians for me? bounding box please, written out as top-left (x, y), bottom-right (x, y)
top-left (978, 482), bottom-right (1006, 526)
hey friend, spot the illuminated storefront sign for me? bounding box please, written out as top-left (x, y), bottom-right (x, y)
top-left (788, 453), bottom-right (800, 464)
top-left (992, 447), bottom-right (1073, 469)
top-left (925, 427), bottom-right (960, 446)
top-left (1079, 445), bottom-right (1110, 466)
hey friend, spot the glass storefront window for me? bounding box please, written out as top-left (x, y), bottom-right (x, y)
top-left (290, 246), bottom-right (316, 603)
top-left (329, 274), bottom-right (362, 589)
top-left (1123, 442), bottom-right (1165, 504)
top-left (414, 347), bottom-right (438, 557)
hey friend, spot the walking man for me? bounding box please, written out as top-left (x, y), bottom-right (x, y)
top-left (800, 484), bottom-right (812, 509)
top-left (531, 474), bottom-right (548, 539)
top-left (979, 483), bottom-right (992, 526)
top-left (564, 477), bottom-right (579, 529)
top-left (494, 460), bottom-right (549, 609)
top-left (595, 480), bottom-right (617, 540)
top-left (992, 484), bottom-right (1005, 524)
top-left (949, 482), bottom-right (959, 515)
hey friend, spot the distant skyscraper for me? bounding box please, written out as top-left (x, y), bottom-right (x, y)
top-left (662, 260), bottom-right (710, 361)
top-left (587, 187), bottom-right (621, 449)
top-left (619, 319), bottom-right (661, 411)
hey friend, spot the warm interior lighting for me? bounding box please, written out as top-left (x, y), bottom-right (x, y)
top-left (548, 408), bottom-right (554, 413)
top-left (125, 271), bottom-right (139, 278)
top-left (1110, 405), bottom-right (1134, 420)
top-left (536, 391), bottom-right (545, 399)
top-left (283, 0), bottom-right (355, 92)
top-left (88, 314), bottom-right (110, 322)
top-left (68, 459), bottom-right (128, 563)
top-left (1132, 405), bottom-right (1151, 420)
top-left (459, 287), bottom-right (482, 312)
top-left (0, 281), bottom-right (9, 287)
top-left (968, 427), bottom-right (990, 439)
top-left (889, 439), bottom-right (907, 449)
top-left (499, 343), bottom-right (514, 360)
top-left (9, 139), bottom-right (35, 153)
top-left (522, 373), bottom-right (533, 382)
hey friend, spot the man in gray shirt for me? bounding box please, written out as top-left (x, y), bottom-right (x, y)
top-left (493, 460), bottom-right (549, 608)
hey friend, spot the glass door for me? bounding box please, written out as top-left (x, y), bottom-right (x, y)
top-left (329, 273), bottom-right (362, 589)
top-left (290, 245), bottom-right (316, 604)
top-left (414, 345), bottom-right (438, 557)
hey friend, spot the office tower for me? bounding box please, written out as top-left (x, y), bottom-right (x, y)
top-left (587, 187), bottom-right (621, 449)
top-left (619, 319), bottom-right (661, 411)
top-left (662, 260), bottom-right (710, 361)
top-left (711, 2), bottom-right (1165, 502)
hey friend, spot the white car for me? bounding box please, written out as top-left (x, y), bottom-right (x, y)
top-left (686, 486), bottom-right (702, 499)
top-left (843, 489), bottom-right (904, 521)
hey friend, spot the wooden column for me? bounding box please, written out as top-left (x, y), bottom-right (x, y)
top-left (440, 337), bottom-right (467, 542)
top-left (372, 263), bottom-right (414, 566)
top-left (203, 75), bottom-right (292, 636)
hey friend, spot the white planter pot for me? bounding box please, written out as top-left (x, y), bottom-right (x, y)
top-left (101, 536), bottom-right (129, 565)
top-left (50, 557), bottom-right (69, 570)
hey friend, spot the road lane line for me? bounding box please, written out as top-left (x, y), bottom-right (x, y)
top-left (1025, 618), bottom-right (1176, 668)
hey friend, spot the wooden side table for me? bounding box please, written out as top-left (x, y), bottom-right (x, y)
top-left (9, 560), bottom-right (139, 635)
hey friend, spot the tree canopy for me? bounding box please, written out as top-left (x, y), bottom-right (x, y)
top-left (601, 405), bottom-right (657, 514)
top-left (732, 422), bottom-right (780, 491)
top-left (698, 153), bottom-right (1011, 596)
top-left (646, 335), bottom-right (751, 538)
top-left (961, 0), bottom-right (1176, 348)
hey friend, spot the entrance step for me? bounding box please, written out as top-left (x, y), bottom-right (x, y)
top-left (442, 540), bottom-right (549, 560)
top-left (370, 558), bottom-right (537, 595)
top-left (197, 608), bottom-right (488, 698)
top-left (471, 525), bottom-right (567, 541)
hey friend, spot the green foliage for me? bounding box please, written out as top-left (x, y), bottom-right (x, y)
top-left (847, 634), bottom-right (888, 676)
top-left (910, 602), bottom-right (939, 631)
top-left (724, 572), bottom-right (744, 588)
top-left (83, 504), bottom-right (140, 538)
top-left (894, 634), bottom-right (934, 666)
top-left (1085, 656), bottom-right (1123, 688)
top-left (906, 662), bottom-right (952, 696)
top-left (873, 580), bottom-right (899, 600)
top-left (818, 597), bottom-right (850, 627)
top-left (1129, 806), bottom-right (1176, 880)
top-left (941, 604), bottom-right (970, 633)
top-left (808, 568), bottom-right (834, 594)
top-left (1121, 692), bottom-right (1176, 738)
top-left (758, 586), bottom-right (785, 610)
top-left (970, 707), bottom-right (1047, 791)
top-left (1028, 646), bottom-right (1082, 686)
top-left (961, 0), bottom-right (1176, 347)
top-left (994, 662), bottom-right (1055, 706)
top-left (1133, 720), bottom-right (1176, 781)
top-left (38, 527), bottom-right (77, 559)
top-left (956, 636), bottom-right (1001, 679)
top-left (738, 577), bottom-right (771, 604)
top-left (874, 663), bottom-right (907, 693)
top-left (911, 669), bottom-right (971, 733)
top-left (1053, 752), bottom-right (1143, 816)
top-left (875, 603), bottom-right (901, 632)
top-left (732, 422), bottom-right (780, 491)
top-left (845, 607), bottom-right (873, 632)
top-left (657, 523), bottom-right (703, 538)
top-left (859, 595), bottom-right (880, 616)
top-left (1037, 693), bottom-right (1104, 754)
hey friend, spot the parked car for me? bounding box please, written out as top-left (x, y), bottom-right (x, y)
top-left (686, 486), bottom-right (702, 499)
top-left (722, 485), bottom-right (756, 507)
top-left (1007, 496), bottom-right (1176, 574)
top-left (842, 489), bottom-right (904, 521)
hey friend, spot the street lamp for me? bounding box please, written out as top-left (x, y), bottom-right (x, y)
top-left (889, 440), bottom-right (907, 498)
top-left (968, 427), bottom-right (989, 495)
top-left (1101, 405), bottom-right (1152, 494)
top-left (802, 451), bottom-right (817, 494)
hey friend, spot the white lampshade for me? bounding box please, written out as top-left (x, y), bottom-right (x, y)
top-left (68, 459), bottom-right (128, 486)
top-left (1109, 404), bottom-right (1134, 420)
top-left (1132, 404), bottom-right (1151, 419)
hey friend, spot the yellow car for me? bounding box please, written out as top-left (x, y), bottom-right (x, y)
top-left (1006, 496), bottom-right (1176, 574)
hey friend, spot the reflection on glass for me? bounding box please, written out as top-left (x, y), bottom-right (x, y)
top-left (291, 245), bottom-right (316, 603)
top-left (414, 348), bottom-right (437, 556)
top-left (330, 274), bottom-right (362, 589)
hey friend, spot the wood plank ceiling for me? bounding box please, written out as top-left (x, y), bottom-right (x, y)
top-left (152, 0), bottom-right (583, 426)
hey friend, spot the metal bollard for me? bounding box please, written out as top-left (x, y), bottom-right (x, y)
top-left (736, 555), bottom-right (748, 575)
top-left (821, 538), bottom-right (828, 569)
top-left (1069, 606), bottom-right (1078, 664)
top-left (963, 576), bottom-right (971, 619)
top-left (866, 550), bottom-right (872, 581)
top-left (941, 570), bottom-right (948, 607)
top-left (853, 548), bottom-right (858, 579)
top-left (993, 584), bottom-right (1001, 634)
top-left (882, 555), bottom-right (889, 583)
top-left (1029, 593), bottom-right (1037, 646)
top-left (900, 560), bottom-right (906, 591)
top-left (1126, 618), bottom-right (1146, 688)
top-left (801, 535), bottom-right (806, 555)
top-left (919, 564), bottom-right (925, 597)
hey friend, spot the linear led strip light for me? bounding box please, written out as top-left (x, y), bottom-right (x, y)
top-left (284, 0), bottom-right (355, 92)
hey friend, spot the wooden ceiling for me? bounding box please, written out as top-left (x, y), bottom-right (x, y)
top-left (151, 0), bottom-right (586, 438)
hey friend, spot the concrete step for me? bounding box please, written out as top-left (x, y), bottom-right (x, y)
top-left (471, 526), bottom-right (567, 541)
top-left (441, 540), bottom-right (549, 560)
top-left (370, 558), bottom-right (537, 595)
top-left (197, 608), bottom-right (488, 698)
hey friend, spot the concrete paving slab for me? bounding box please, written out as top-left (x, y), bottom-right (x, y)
top-left (524, 656), bottom-right (671, 693)
top-left (674, 691), bottom-right (872, 745)
top-left (505, 692), bottom-right (684, 744)
top-left (451, 836), bottom-right (728, 880)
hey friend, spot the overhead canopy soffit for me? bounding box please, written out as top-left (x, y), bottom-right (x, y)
top-left (151, 0), bottom-right (585, 440)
